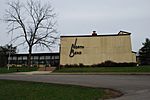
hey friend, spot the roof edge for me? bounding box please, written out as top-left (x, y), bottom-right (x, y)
top-left (61, 34), bottom-right (130, 38)
top-left (61, 31), bottom-right (131, 38)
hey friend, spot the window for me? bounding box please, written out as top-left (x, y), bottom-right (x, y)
top-left (40, 56), bottom-right (45, 60)
top-left (55, 55), bottom-right (60, 59)
top-left (45, 56), bottom-right (50, 59)
top-left (34, 56), bottom-right (39, 60)
top-left (18, 56), bottom-right (22, 60)
top-left (13, 56), bottom-right (17, 60)
top-left (51, 56), bottom-right (54, 59)
top-left (8, 56), bottom-right (13, 60)
top-left (22, 56), bottom-right (27, 60)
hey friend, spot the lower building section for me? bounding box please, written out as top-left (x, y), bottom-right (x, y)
top-left (7, 53), bottom-right (60, 67)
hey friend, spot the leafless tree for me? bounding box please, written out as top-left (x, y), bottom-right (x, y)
top-left (4, 0), bottom-right (58, 66)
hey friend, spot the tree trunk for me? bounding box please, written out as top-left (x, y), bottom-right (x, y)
top-left (28, 47), bottom-right (32, 67)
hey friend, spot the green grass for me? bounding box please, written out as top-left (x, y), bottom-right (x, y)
top-left (55, 66), bottom-right (150, 73)
top-left (0, 80), bottom-right (104, 100)
top-left (0, 67), bottom-right (37, 74)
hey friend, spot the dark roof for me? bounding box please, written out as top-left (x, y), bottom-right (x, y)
top-left (132, 51), bottom-right (137, 54)
top-left (10, 52), bottom-right (60, 56)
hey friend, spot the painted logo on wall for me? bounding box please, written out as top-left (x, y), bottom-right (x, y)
top-left (69, 38), bottom-right (84, 57)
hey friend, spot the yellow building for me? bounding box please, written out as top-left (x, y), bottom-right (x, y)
top-left (60, 31), bottom-right (136, 66)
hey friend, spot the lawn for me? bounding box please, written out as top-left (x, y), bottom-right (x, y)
top-left (0, 67), bottom-right (37, 74)
top-left (0, 80), bottom-right (106, 100)
top-left (55, 66), bottom-right (150, 73)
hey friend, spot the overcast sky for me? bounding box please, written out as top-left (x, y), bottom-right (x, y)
top-left (0, 0), bottom-right (150, 53)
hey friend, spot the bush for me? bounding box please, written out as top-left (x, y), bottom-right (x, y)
top-left (61, 60), bottom-right (137, 68)
top-left (12, 64), bottom-right (17, 67)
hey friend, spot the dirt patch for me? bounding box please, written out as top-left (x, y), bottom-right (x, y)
top-left (102, 88), bottom-right (123, 99)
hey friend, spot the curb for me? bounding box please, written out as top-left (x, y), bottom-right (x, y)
top-left (7, 72), bottom-right (150, 75)
top-left (50, 72), bottom-right (150, 75)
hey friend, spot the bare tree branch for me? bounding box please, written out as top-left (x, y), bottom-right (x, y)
top-left (4, 0), bottom-right (58, 66)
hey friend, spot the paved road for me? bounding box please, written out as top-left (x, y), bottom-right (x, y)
top-left (0, 74), bottom-right (150, 100)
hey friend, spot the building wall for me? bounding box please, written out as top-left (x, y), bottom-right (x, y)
top-left (60, 34), bottom-right (136, 65)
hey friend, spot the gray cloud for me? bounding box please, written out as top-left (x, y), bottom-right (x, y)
top-left (0, 0), bottom-right (150, 52)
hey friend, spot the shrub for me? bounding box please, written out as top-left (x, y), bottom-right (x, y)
top-left (61, 60), bottom-right (137, 68)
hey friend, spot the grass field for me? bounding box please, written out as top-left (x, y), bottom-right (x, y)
top-left (55, 66), bottom-right (150, 73)
top-left (1, 66), bottom-right (150, 74)
top-left (0, 80), bottom-right (106, 100)
top-left (0, 67), bottom-right (37, 74)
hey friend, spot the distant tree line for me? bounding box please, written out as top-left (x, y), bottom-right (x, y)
top-left (138, 38), bottom-right (150, 65)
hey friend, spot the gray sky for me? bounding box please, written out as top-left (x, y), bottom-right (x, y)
top-left (0, 0), bottom-right (150, 53)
